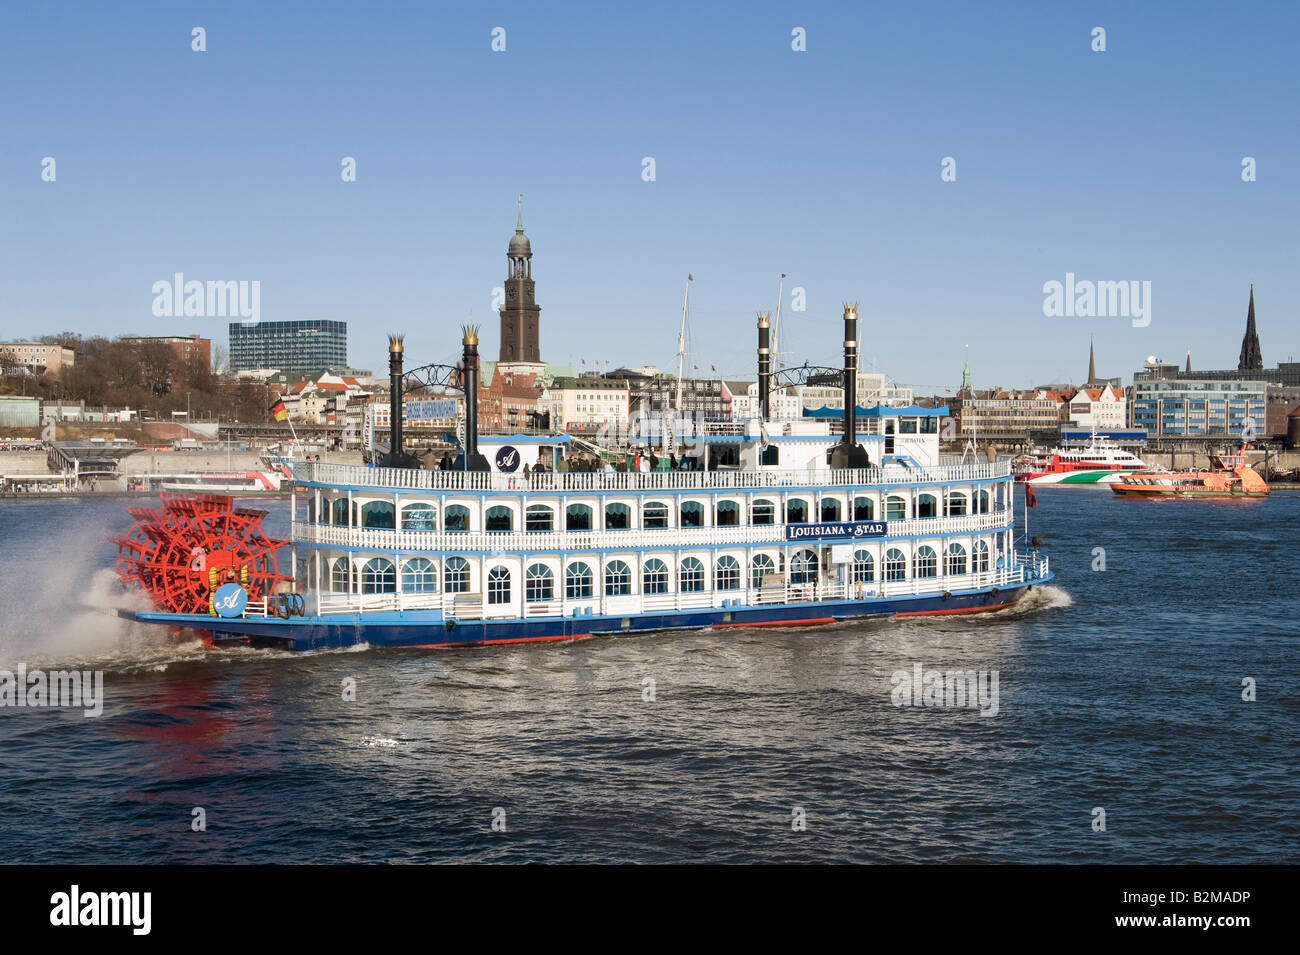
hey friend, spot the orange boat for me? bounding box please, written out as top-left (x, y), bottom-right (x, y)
top-left (1110, 448), bottom-right (1268, 499)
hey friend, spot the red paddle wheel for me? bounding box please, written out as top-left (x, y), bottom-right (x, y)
top-left (113, 494), bottom-right (291, 614)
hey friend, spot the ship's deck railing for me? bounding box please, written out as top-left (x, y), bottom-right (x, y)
top-left (234, 553), bottom-right (1049, 621)
top-left (290, 460), bottom-right (1010, 493)
top-left (291, 508), bottom-right (1014, 553)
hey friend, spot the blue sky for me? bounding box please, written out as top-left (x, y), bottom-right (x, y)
top-left (2, 1), bottom-right (1297, 393)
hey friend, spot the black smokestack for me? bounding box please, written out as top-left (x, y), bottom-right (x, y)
top-left (459, 325), bottom-right (489, 471)
top-left (757, 311), bottom-right (771, 420)
top-left (388, 334), bottom-right (405, 465)
top-left (829, 303), bottom-right (870, 469)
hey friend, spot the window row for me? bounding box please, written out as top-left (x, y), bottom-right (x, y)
top-left (329, 541), bottom-right (993, 598)
top-left (317, 489), bottom-right (999, 533)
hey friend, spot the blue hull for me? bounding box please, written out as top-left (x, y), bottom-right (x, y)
top-left (128, 575), bottom-right (1050, 651)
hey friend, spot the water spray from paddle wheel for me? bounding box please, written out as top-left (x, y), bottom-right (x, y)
top-left (113, 494), bottom-right (291, 614)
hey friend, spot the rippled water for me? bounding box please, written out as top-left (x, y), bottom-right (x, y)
top-left (0, 491), bottom-right (1296, 863)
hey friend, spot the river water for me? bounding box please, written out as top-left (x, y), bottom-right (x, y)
top-left (0, 491), bottom-right (1295, 863)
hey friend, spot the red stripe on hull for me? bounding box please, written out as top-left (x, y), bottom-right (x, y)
top-left (408, 632), bottom-right (594, 649)
top-left (896, 600), bottom-right (1017, 617)
top-left (712, 617), bottom-right (836, 629)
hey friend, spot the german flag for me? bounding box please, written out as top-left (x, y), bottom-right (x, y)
top-left (269, 398), bottom-right (289, 422)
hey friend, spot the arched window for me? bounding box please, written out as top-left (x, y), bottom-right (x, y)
top-left (565, 503), bottom-right (593, 531)
top-left (917, 494), bottom-right (938, 518)
top-left (884, 548), bottom-right (907, 581)
top-left (360, 557), bottom-right (395, 593)
top-left (401, 503), bottom-right (436, 531)
top-left (886, 495), bottom-right (907, 521)
top-left (565, 562), bottom-right (593, 599)
top-left (785, 499), bottom-right (809, 524)
top-left (680, 501), bottom-right (704, 528)
top-left (401, 557), bottom-right (437, 593)
top-left (360, 501), bottom-right (395, 528)
top-left (487, 566), bottom-right (511, 604)
top-left (946, 492), bottom-right (968, 517)
top-left (525, 563), bottom-right (554, 602)
top-left (852, 549), bottom-right (874, 583)
top-left (525, 504), bottom-right (553, 533)
top-left (605, 502), bottom-right (631, 530)
top-left (444, 556), bottom-right (470, 593)
top-left (750, 553), bottom-right (776, 588)
top-left (643, 501), bottom-right (670, 529)
top-left (330, 557), bottom-right (350, 592)
top-left (715, 555), bottom-right (740, 590)
top-left (853, 496), bottom-right (874, 521)
top-left (914, 546), bottom-right (938, 578)
top-left (331, 498), bottom-right (349, 526)
top-left (604, 560), bottom-right (631, 596)
top-left (485, 505), bottom-right (513, 532)
top-left (751, 499), bottom-right (776, 525)
top-left (445, 504), bottom-right (470, 532)
top-left (820, 498), bottom-right (842, 522)
top-left (790, 548), bottom-right (818, 585)
top-left (716, 500), bottom-right (740, 526)
top-left (679, 557), bottom-right (705, 592)
top-left (974, 540), bottom-right (990, 572)
top-left (978, 490), bottom-right (992, 514)
top-left (946, 543), bottom-right (967, 576)
top-left (642, 558), bottom-right (669, 594)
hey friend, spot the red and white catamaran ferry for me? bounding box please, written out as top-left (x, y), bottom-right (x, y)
top-left (1013, 434), bottom-right (1145, 485)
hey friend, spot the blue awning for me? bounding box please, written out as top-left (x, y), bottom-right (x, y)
top-left (803, 404), bottom-right (949, 418)
top-left (859, 403), bottom-right (949, 417)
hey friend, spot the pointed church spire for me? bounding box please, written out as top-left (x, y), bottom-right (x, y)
top-left (960, 344), bottom-right (971, 394)
top-left (1185, 347), bottom-right (1192, 374)
top-left (516, 192), bottom-right (524, 233)
top-left (1238, 283), bottom-right (1263, 371)
top-left (1087, 338), bottom-right (1096, 385)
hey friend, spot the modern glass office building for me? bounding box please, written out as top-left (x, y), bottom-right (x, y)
top-left (1131, 379), bottom-right (1267, 437)
top-left (229, 321), bottom-right (347, 373)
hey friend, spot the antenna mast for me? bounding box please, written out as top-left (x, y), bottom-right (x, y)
top-left (675, 275), bottom-right (691, 412)
top-left (772, 273), bottom-right (785, 369)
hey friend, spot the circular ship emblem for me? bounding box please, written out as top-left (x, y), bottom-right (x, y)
top-left (495, 445), bottom-right (520, 473)
top-left (213, 583), bottom-right (249, 618)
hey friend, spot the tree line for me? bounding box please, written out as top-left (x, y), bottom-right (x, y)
top-left (0, 334), bottom-right (272, 422)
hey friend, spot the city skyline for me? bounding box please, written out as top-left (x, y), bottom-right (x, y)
top-left (2, 2), bottom-right (1298, 391)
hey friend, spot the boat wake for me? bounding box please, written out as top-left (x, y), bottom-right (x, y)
top-left (0, 564), bottom-right (369, 673)
top-left (1004, 584), bottom-right (1073, 615)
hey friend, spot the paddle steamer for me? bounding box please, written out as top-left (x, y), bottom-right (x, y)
top-left (119, 306), bottom-right (1052, 650)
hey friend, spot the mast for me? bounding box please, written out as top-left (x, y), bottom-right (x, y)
top-left (675, 275), bottom-right (691, 413)
top-left (772, 273), bottom-right (785, 369)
